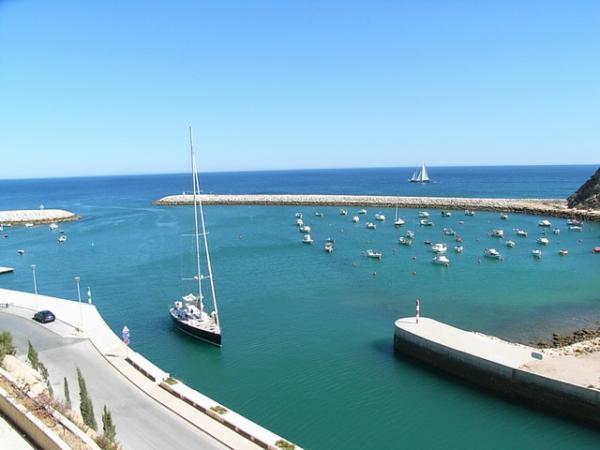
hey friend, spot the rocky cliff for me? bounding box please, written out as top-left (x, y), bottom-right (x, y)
top-left (567, 168), bottom-right (600, 209)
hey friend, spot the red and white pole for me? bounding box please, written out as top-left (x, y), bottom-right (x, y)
top-left (416, 299), bottom-right (420, 324)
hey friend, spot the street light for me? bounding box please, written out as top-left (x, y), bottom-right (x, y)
top-left (75, 276), bottom-right (82, 331)
top-left (31, 264), bottom-right (38, 294)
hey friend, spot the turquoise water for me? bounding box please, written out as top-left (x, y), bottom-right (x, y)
top-left (1, 167), bottom-right (600, 449)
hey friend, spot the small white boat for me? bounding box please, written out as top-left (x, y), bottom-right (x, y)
top-left (358, 209), bottom-right (367, 215)
top-left (352, 216), bottom-right (360, 223)
top-left (441, 210), bottom-right (452, 217)
top-left (566, 219), bottom-right (581, 226)
top-left (532, 249), bottom-right (542, 258)
top-left (465, 210), bottom-right (475, 216)
top-left (296, 218), bottom-right (304, 226)
top-left (302, 234), bottom-right (314, 244)
top-left (431, 243), bottom-right (448, 254)
top-left (406, 230), bottom-right (415, 239)
top-left (569, 225), bottom-right (583, 232)
top-left (393, 205), bottom-right (404, 227)
top-left (432, 255), bottom-right (450, 266)
top-left (25, 223), bottom-right (34, 228)
top-left (324, 242), bottom-right (334, 253)
top-left (500, 213), bottom-right (508, 220)
top-left (538, 219), bottom-right (552, 227)
top-left (375, 213), bottom-right (385, 221)
top-left (516, 229), bottom-right (528, 237)
top-left (443, 228), bottom-right (456, 236)
top-left (326, 237), bottom-right (335, 243)
top-left (454, 245), bottom-right (464, 253)
top-left (17, 249), bottom-right (25, 255)
top-left (295, 212), bottom-right (303, 219)
top-left (553, 228), bottom-right (560, 235)
top-left (559, 249), bottom-right (568, 256)
top-left (506, 240), bottom-right (516, 248)
top-left (315, 212), bottom-right (323, 217)
top-left (339, 209), bottom-right (348, 216)
top-left (58, 234), bottom-right (67, 243)
top-left (420, 219), bottom-right (433, 226)
top-left (418, 211), bottom-right (430, 218)
top-left (399, 237), bottom-right (413, 246)
top-left (366, 249), bottom-right (382, 259)
top-left (537, 237), bottom-right (549, 245)
top-left (491, 229), bottom-right (504, 238)
top-left (366, 222), bottom-right (376, 230)
top-left (299, 225), bottom-right (311, 233)
top-left (49, 223), bottom-right (59, 230)
top-left (484, 248), bottom-right (501, 259)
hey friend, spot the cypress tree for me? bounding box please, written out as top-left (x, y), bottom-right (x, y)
top-left (77, 368), bottom-right (97, 430)
top-left (38, 361), bottom-right (53, 397)
top-left (101, 405), bottom-right (116, 443)
top-left (27, 341), bottom-right (39, 370)
top-left (64, 377), bottom-right (72, 410)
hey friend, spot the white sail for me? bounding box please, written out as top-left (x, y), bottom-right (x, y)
top-left (409, 169), bottom-right (418, 182)
top-left (419, 163), bottom-right (430, 182)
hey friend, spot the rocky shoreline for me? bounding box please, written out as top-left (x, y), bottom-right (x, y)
top-left (0, 209), bottom-right (79, 225)
top-left (534, 327), bottom-right (600, 349)
top-left (154, 194), bottom-right (600, 222)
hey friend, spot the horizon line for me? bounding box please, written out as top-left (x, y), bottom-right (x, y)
top-left (1, 162), bottom-right (598, 182)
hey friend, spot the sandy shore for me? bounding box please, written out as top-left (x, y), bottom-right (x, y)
top-left (0, 209), bottom-right (79, 225)
top-left (155, 194), bottom-right (600, 221)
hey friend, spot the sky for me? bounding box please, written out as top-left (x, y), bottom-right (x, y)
top-left (0, 0), bottom-right (599, 178)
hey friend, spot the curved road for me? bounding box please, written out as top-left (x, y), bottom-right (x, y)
top-left (0, 314), bottom-right (228, 450)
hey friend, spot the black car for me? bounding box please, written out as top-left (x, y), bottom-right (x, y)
top-left (33, 310), bottom-right (56, 323)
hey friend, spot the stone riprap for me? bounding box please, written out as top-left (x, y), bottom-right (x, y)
top-left (0, 209), bottom-right (79, 225)
top-left (155, 194), bottom-right (600, 221)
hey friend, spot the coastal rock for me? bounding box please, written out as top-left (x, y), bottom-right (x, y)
top-left (567, 167), bottom-right (600, 209)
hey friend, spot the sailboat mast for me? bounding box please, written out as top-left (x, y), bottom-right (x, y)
top-left (189, 127), bottom-right (204, 312)
top-left (190, 130), bottom-right (219, 322)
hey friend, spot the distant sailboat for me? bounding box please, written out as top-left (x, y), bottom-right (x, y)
top-left (409, 163), bottom-right (430, 183)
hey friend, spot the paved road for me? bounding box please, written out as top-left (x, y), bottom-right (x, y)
top-left (0, 314), bottom-right (228, 450)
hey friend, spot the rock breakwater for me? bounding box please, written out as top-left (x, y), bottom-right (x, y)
top-left (0, 209), bottom-right (79, 225)
top-left (155, 194), bottom-right (600, 222)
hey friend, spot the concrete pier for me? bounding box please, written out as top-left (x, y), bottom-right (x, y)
top-left (394, 317), bottom-right (600, 426)
top-left (155, 194), bottom-right (600, 222)
top-left (0, 288), bottom-right (301, 450)
top-left (0, 210), bottom-right (79, 225)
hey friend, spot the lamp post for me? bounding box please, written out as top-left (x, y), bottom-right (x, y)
top-left (31, 265), bottom-right (38, 294)
top-left (75, 276), bottom-right (82, 331)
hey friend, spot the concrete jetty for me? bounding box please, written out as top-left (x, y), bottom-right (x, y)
top-left (154, 194), bottom-right (600, 221)
top-left (394, 317), bottom-right (600, 426)
top-left (0, 288), bottom-right (301, 450)
top-left (0, 209), bottom-right (79, 225)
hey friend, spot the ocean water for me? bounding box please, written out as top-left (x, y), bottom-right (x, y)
top-left (1, 165), bottom-right (600, 449)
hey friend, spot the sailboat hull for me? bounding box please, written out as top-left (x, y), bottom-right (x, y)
top-left (170, 313), bottom-right (222, 347)
top-left (409, 179), bottom-right (430, 183)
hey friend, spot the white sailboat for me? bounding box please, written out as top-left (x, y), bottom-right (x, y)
top-left (409, 163), bottom-right (430, 183)
top-left (169, 128), bottom-right (221, 347)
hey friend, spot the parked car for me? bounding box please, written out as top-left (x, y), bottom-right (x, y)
top-left (33, 310), bottom-right (55, 323)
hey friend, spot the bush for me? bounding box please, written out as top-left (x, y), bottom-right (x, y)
top-left (0, 331), bottom-right (16, 360)
top-left (64, 377), bottom-right (72, 410)
top-left (101, 405), bottom-right (117, 443)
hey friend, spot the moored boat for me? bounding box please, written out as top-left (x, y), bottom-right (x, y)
top-left (302, 234), bottom-right (314, 244)
top-left (516, 229), bottom-right (528, 237)
top-left (418, 211), bottom-right (430, 218)
top-left (339, 209), bottom-right (348, 216)
top-left (399, 236), bottom-right (413, 246)
top-left (484, 248), bottom-right (501, 259)
top-left (432, 255), bottom-right (450, 266)
top-left (500, 213), bottom-right (508, 220)
top-left (366, 249), bottom-right (382, 259)
top-left (569, 225), bottom-right (582, 232)
top-left (537, 237), bottom-right (549, 245)
top-left (441, 210), bottom-right (452, 217)
top-left (559, 249), bottom-right (568, 256)
top-left (538, 219), bottom-right (552, 227)
top-left (420, 219), bottom-right (433, 226)
top-left (491, 229), bottom-right (504, 238)
top-left (505, 240), bottom-right (516, 248)
top-left (465, 210), bottom-right (475, 216)
top-left (532, 249), bottom-right (543, 259)
top-left (169, 128), bottom-right (222, 347)
top-left (366, 222), bottom-right (376, 230)
top-left (352, 216), bottom-right (360, 223)
top-left (324, 242), bottom-right (334, 253)
top-left (443, 227), bottom-right (456, 236)
top-left (454, 245), bottom-right (464, 253)
top-left (375, 213), bottom-right (386, 221)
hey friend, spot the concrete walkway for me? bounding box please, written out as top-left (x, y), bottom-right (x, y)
top-left (0, 288), bottom-right (292, 450)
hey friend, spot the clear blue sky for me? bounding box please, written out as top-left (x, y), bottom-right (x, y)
top-left (1, 0), bottom-right (598, 178)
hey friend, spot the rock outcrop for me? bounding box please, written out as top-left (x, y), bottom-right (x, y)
top-left (567, 167), bottom-right (600, 209)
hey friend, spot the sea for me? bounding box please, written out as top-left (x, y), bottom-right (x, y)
top-left (1, 165), bottom-right (599, 450)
